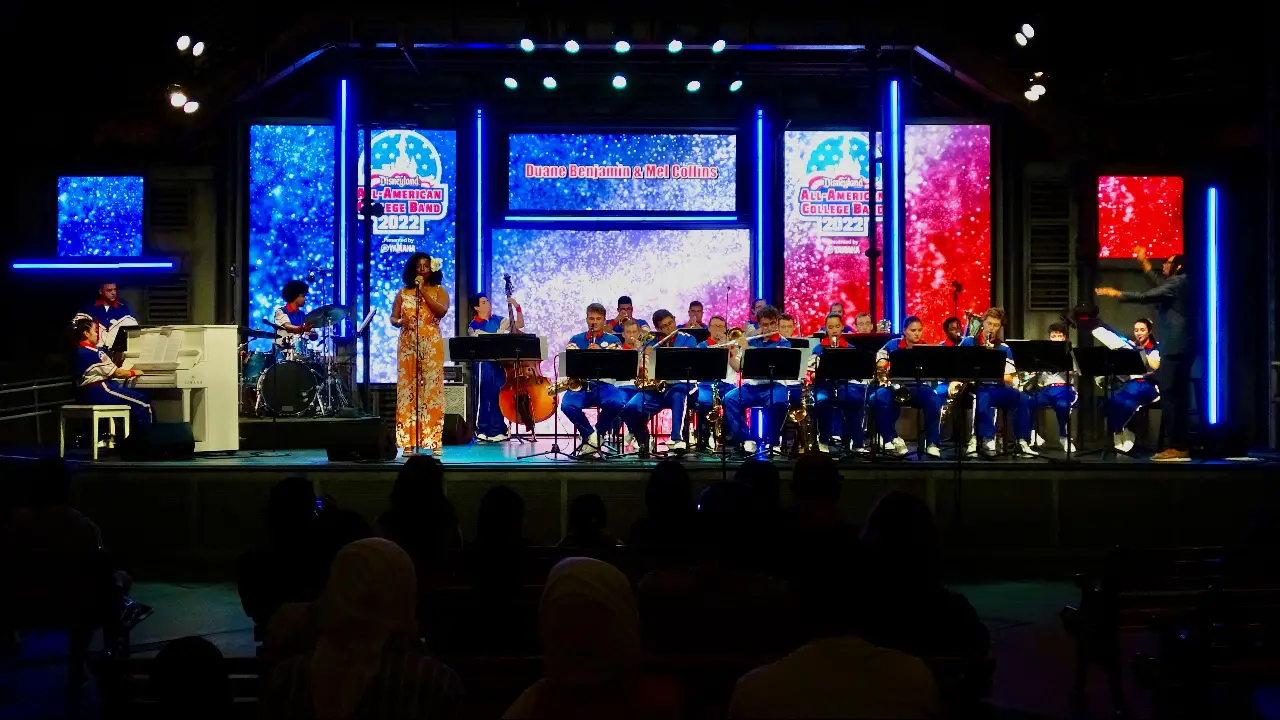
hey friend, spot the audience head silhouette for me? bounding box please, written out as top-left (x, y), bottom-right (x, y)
top-left (791, 453), bottom-right (843, 509)
top-left (862, 490), bottom-right (943, 586)
top-left (476, 484), bottom-right (525, 545)
top-left (26, 458), bottom-right (73, 509)
top-left (645, 460), bottom-right (693, 519)
top-left (567, 494), bottom-right (608, 539)
top-left (734, 459), bottom-right (781, 514)
top-left (150, 636), bottom-right (231, 719)
top-left (391, 455), bottom-right (446, 511)
top-left (266, 477), bottom-right (318, 545)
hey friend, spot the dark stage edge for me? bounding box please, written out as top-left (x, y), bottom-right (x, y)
top-left (28, 435), bottom-right (1280, 583)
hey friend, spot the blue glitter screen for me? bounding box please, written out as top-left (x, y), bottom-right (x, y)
top-left (508, 133), bottom-right (737, 213)
top-left (247, 125), bottom-right (336, 350)
top-left (354, 128), bottom-right (457, 383)
top-left (57, 176), bottom-right (144, 257)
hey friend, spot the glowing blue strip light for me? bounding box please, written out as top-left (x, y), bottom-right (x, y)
top-left (887, 78), bottom-right (903, 331)
top-left (12, 261), bottom-right (175, 271)
top-left (755, 107), bottom-right (765, 300)
top-left (476, 108), bottom-right (485, 292)
top-left (503, 215), bottom-right (738, 223)
top-left (1206, 186), bottom-right (1220, 425)
top-left (338, 79), bottom-right (348, 305)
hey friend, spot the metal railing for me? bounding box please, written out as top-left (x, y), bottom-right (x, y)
top-left (0, 376), bottom-right (75, 445)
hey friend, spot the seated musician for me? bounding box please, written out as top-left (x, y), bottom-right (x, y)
top-left (959, 307), bottom-right (1034, 456)
top-left (621, 309), bottom-right (698, 454)
top-left (744, 298), bottom-right (766, 335)
top-left (82, 281), bottom-right (138, 350)
top-left (872, 316), bottom-right (943, 457)
top-left (851, 311), bottom-right (871, 334)
top-left (72, 316), bottom-right (152, 427)
top-left (1102, 318), bottom-right (1161, 454)
top-left (723, 305), bottom-right (792, 454)
top-left (609, 319), bottom-right (645, 449)
top-left (607, 295), bottom-right (649, 335)
top-left (825, 302), bottom-right (856, 334)
top-left (467, 292), bottom-right (525, 442)
top-left (561, 303), bottom-right (626, 456)
top-left (274, 280), bottom-right (319, 351)
top-left (940, 317), bottom-right (964, 346)
top-left (681, 300), bottom-right (707, 329)
top-left (1027, 322), bottom-right (1078, 453)
top-left (777, 313), bottom-right (805, 406)
top-left (692, 315), bottom-right (737, 450)
top-left (813, 313), bottom-right (869, 454)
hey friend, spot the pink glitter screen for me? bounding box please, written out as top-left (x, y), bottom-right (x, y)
top-left (782, 125), bottom-right (991, 344)
top-left (1097, 176), bottom-right (1184, 259)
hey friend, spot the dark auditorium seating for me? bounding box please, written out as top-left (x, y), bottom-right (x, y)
top-left (104, 655), bottom-right (260, 720)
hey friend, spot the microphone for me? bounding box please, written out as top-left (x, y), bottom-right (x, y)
top-left (951, 280), bottom-right (962, 292)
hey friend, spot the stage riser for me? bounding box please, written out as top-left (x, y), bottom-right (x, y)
top-left (69, 463), bottom-right (1278, 582)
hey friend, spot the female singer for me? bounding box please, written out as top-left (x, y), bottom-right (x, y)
top-left (390, 252), bottom-right (450, 455)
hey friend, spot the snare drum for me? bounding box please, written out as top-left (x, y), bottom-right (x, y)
top-left (257, 360), bottom-right (320, 416)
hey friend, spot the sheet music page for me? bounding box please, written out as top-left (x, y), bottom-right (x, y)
top-left (145, 331), bottom-right (167, 362)
top-left (795, 346), bottom-right (813, 380)
top-left (163, 329), bottom-right (183, 362)
top-left (1092, 326), bottom-right (1131, 350)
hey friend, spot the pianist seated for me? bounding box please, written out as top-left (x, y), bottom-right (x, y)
top-left (73, 316), bottom-right (152, 426)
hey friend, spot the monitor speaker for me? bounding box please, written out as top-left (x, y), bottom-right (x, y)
top-left (321, 418), bottom-right (397, 461)
top-left (119, 422), bottom-right (196, 461)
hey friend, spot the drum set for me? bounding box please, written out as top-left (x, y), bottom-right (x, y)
top-left (240, 305), bottom-right (356, 417)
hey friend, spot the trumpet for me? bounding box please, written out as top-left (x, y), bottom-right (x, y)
top-left (940, 381), bottom-right (967, 422)
top-left (875, 365), bottom-right (912, 405)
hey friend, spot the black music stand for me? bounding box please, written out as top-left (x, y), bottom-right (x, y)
top-left (740, 347), bottom-right (803, 456)
top-left (682, 328), bottom-right (711, 345)
top-left (654, 347), bottom-right (730, 457)
top-left (813, 348), bottom-right (878, 458)
top-left (1073, 346), bottom-right (1147, 460)
top-left (546, 349), bottom-right (639, 461)
top-left (448, 334), bottom-right (544, 445)
top-left (1007, 340), bottom-right (1075, 462)
top-left (893, 346), bottom-right (1006, 460)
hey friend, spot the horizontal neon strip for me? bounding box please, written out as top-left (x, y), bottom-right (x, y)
top-left (504, 215), bottom-right (738, 223)
top-left (12, 261), bottom-right (176, 270)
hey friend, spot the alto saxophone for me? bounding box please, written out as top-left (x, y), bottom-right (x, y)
top-left (706, 381), bottom-right (725, 447)
top-left (789, 375), bottom-right (821, 456)
top-left (546, 377), bottom-right (583, 395)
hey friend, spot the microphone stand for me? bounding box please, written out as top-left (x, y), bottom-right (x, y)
top-left (413, 279), bottom-right (422, 455)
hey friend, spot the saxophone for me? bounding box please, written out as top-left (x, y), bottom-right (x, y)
top-left (546, 377), bottom-right (583, 395)
top-left (789, 376), bottom-right (821, 456)
top-left (705, 381), bottom-right (725, 447)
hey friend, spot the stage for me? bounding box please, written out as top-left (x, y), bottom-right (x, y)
top-left (38, 432), bottom-right (1280, 583)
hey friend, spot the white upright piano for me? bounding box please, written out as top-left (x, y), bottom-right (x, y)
top-left (121, 325), bottom-right (240, 452)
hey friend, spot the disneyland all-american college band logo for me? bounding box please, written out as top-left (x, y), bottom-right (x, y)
top-left (794, 132), bottom-right (884, 247)
top-left (357, 129), bottom-right (450, 238)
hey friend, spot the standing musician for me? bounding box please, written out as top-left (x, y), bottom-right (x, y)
top-left (72, 315), bottom-right (152, 427)
top-left (940, 317), bottom-right (964, 346)
top-left (1026, 322), bottom-right (1079, 453)
top-left (959, 307), bottom-right (1034, 456)
top-left (744, 298), bottom-right (767, 335)
top-left (621, 309), bottom-right (698, 454)
top-left (692, 315), bottom-right (737, 450)
top-left (82, 282), bottom-right (137, 350)
top-left (872, 316), bottom-right (943, 457)
top-left (467, 291), bottom-right (525, 442)
top-left (723, 305), bottom-right (792, 454)
top-left (607, 295), bottom-right (649, 335)
top-left (274, 280), bottom-right (319, 351)
top-left (1100, 318), bottom-right (1161, 454)
top-left (561, 303), bottom-right (626, 456)
top-left (681, 300), bottom-right (708, 329)
top-left (812, 313), bottom-right (868, 454)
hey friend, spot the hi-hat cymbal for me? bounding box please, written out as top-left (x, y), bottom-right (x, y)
top-left (303, 304), bottom-right (351, 326)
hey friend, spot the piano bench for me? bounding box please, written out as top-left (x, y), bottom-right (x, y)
top-left (60, 405), bottom-right (132, 460)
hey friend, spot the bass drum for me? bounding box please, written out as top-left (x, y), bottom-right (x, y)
top-left (257, 360), bottom-right (320, 416)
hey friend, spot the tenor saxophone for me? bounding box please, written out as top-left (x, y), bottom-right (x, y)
top-left (706, 381), bottom-right (725, 447)
top-left (789, 376), bottom-right (820, 456)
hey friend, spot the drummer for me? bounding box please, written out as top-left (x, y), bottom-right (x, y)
top-left (274, 280), bottom-right (319, 353)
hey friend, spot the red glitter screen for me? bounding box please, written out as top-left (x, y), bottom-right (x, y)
top-left (783, 125), bottom-right (992, 344)
top-left (1097, 176), bottom-right (1184, 259)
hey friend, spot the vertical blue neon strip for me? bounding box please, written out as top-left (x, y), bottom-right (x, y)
top-left (338, 79), bottom-right (348, 305)
top-left (1206, 186), bottom-right (1220, 425)
top-left (755, 107), bottom-right (765, 300)
top-left (475, 107), bottom-right (485, 292)
top-left (887, 78), bottom-right (903, 331)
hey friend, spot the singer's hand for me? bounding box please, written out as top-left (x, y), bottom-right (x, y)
top-left (415, 276), bottom-right (424, 288)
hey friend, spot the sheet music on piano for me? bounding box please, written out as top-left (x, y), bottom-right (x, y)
top-left (122, 325), bottom-right (240, 452)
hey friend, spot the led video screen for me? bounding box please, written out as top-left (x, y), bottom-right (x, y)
top-left (355, 128), bottom-right (458, 383)
top-left (57, 176), bottom-right (144, 257)
top-left (782, 125), bottom-right (991, 344)
top-left (247, 125), bottom-right (336, 350)
top-left (1098, 175), bottom-right (1183, 259)
top-left (490, 227), bottom-right (751, 433)
top-left (508, 133), bottom-right (737, 213)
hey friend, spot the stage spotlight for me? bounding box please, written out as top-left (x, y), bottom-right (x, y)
top-left (668, 39), bottom-right (682, 53)
top-left (176, 35), bottom-right (191, 52)
top-left (564, 39), bottom-right (579, 54)
top-left (504, 77), bottom-right (519, 89)
top-left (1015, 32), bottom-right (1027, 46)
top-left (686, 80), bottom-right (701, 92)
top-left (711, 39), bottom-right (726, 53)
top-left (1030, 83), bottom-right (1046, 95)
top-left (729, 79), bottom-right (743, 92)
top-left (1034, 71), bottom-right (1044, 78)
top-left (192, 41), bottom-right (205, 57)
top-left (519, 38), bottom-right (535, 52)
top-left (183, 100), bottom-right (199, 113)
top-left (1022, 23), bottom-right (1035, 39)
top-left (168, 87), bottom-right (187, 107)
top-left (614, 40), bottom-right (630, 53)
top-left (543, 76), bottom-right (557, 90)
top-left (1024, 89), bottom-right (1039, 102)
top-left (612, 74), bottom-right (627, 89)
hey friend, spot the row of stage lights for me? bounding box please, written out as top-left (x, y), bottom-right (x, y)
top-left (166, 35), bottom-right (205, 114)
top-left (1012, 23), bottom-right (1047, 102)
top-left (506, 36), bottom-right (736, 93)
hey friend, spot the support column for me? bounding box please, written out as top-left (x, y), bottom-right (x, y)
top-left (865, 49), bottom-right (882, 324)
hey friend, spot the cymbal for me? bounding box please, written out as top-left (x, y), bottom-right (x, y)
top-left (304, 304), bottom-right (351, 326)
top-left (244, 328), bottom-right (276, 340)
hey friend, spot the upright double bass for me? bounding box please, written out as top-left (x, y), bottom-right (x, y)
top-left (497, 274), bottom-right (556, 432)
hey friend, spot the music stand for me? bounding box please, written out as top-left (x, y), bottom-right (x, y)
top-left (1006, 340), bottom-right (1075, 462)
top-left (740, 347), bottom-right (803, 456)
top-left (813, 348), bottom-right (877, 458)
top-left (654, 347), bottom-right (730, 456)
top-left (447, 334), bottom-right (546, 445)
top-left (844, 334), bottom-right (899, 456)
top-left (893, 346), bottom-right (1006, 460)
top-left (549, 349), bottom-right (639, 460)
top-left (1073, 347), bottom-right (1147, 459)
top-left (682, 328), bottom-right (711, 345)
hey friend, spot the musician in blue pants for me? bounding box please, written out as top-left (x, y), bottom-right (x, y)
top-left (620, 310), bottom-right (697, 453)
top-left (560, 304), bottom-right (626, 456)
top-left (723, 305), bottom-right (792, 453)
top-left (813, 314), bottom-right (867, 452)
top-left (872, 316), bottom-right (943, 457)
top-left (1026, 322), bottom-right (1079, 451)
top-left (73, 316), bottom-right (152, 428)
top-left (960, 307), bottom-right (1034, 456)
top-left (467, 292), bottom-right (525, 441)
top-left (1102, 318), bottom-right (1161, 453)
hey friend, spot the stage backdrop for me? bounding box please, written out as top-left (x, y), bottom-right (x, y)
top-left (57, 176), bottom-right (143, 257)
top-left (782, 124), bottom-right (991, 344)
top-left (508, 133), bottom-right (737, 213)
top-left (354, 128), bottom-right (458, 383)
top-left (247, 124), bottom-right (336, 351)
top-left (1097, 175), bottom-right (1184, 259)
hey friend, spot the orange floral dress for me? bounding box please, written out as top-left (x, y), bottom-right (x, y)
top-left (396, 287), bottom-right (445, 452)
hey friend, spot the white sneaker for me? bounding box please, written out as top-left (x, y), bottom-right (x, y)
top-left (1031, 430), bottom-right (1047, 447)
top-left (887, 438), bottom-right (909, 456)
top-left (925, 444), bottom-right (941, 458)
top-left (1113, 432), bottom-right (1134, 453)
top-left (622, 428), bottom-right (634, 450)
top-left (1062, 438), bottom-right (1077, 454)
top-left (982, 438), bottom-right (997, 454)
top-left (830, 436), bottom-right (843, 450)
top-left (817, 441), bottom-right (831, 454)
top-left (743, 440), bottom-right (758, 454)
top-left (490, 433), bottom-right (510, 442)
top-left (669, 440), bottom-right (687, 451)
top-left (585, 431), bottom-right (600, 451)
top-left (966, 436), bottom-right (978, 454)
top-left (1018, 440), bottom-right (1040, 456)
